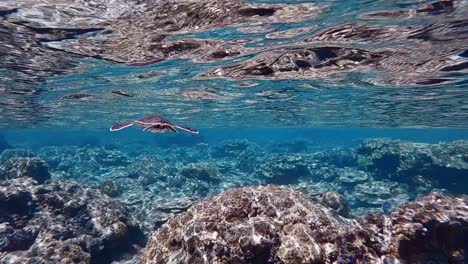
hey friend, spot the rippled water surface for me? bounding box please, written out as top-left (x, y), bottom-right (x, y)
top-left (1, 0), bottom-right (467, 128)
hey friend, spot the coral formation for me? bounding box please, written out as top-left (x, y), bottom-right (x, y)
top-left (209, 140), bottom-right (257, 158)
top-left (0, 138), bottom-right (467, 263)
top-left (0, 157), bottom-right (50, 183)
top-left (355, 139), bottom-right (468, 193)
top-left (99, 179), bottom-right (123, 198)
top-left (0, 149), bottom-right (35, 165)
top-left (143, 185), bottom-right (342, 263)
top-left (180, 163), bottom-right (222, 183)
top-left (0, 177), bottom-right (144, 264)
top-left (320, 191), bottom-right (349, 217)
top-left (127, 155), bottom-right (165, 186)
top-left (143, 185), bottom-right (467, 264)
top-left (255, 154), bottom-right (312, 184)
top-left (29, 139), bottom-right (468, 224)
top-left (337, 167), bottom-right (369, 186)
top-left (337, 192), bottom-right (468, 263)
top-left (38, 146), bottom-right (130, 181)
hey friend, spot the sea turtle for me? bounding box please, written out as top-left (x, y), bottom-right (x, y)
top-left (110, 115), bottom-right (199, 134)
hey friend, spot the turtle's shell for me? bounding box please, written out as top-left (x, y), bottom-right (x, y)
top-left (135, 115), bottom-right (174, 125)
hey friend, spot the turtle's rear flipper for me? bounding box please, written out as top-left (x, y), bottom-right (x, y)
top-left (175, 125), bottom-right (199, 134)
top-left (167, 125), bottom-right (178, 133)
top-left (110, 121), bottom-right (134, 131)
top-left (143, 124), bottom-right (178, 133)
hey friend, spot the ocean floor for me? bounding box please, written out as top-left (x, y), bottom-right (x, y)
top-left (1, 132), bottom-right (467, 263)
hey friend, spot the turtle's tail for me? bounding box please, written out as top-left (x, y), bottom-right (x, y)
top-left (175, 125), bottom-right (199, 134)
top-left (110, 121), bottom-right (134, 131)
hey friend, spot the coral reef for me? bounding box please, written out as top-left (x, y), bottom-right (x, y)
top-left (337, 167), bottom-right (369, 186)
top-left (0, 177), bottom-right (145, 264)
top-left (180, 163), bottom-right (222, 183)
top-left (236, 147), bottom-right (258, 172)
top-left (143, 185), bottom-right (342, 263)
top-left (143, 185), bottom-right (467, 264)
top-left (337, 191), bottom-right (468, 263)
top-left (99, 179), bottom-right (123, 198)
top-left (0, 157), bottom-right (50, 184)
top-left (209, 139), bottom-right (257, 159)
top-left (255, 154), bottom-right (312, 184)
top-left (0, 149), bottom-right (35, 165)
top-left (38, 146), bottom-right (130, 180)
top-left (1, 138), bottom-right (467, 263)
top-left (30, 139), bottom-right (468, 224)
top-left (127, 155), bottom-right (165, 186)
top-left (352, 180), bottom-right (398, 206)
top-left (267, 139), bottom-right (311, 153)
top-left (320, 191), bottom-right (349, 217)
top-left (355, 139), bottom-right (468, 193)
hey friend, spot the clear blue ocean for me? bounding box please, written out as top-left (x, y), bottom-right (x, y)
top-left (1, 0), bottom-right (467, 263)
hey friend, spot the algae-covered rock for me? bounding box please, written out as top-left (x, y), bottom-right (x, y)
top-left (0, 177), bottom-right (145, 263)
top-left (143, 185), bottom-right (467, 264)
top-left (355, 139), bottom-right (468, 193)
top-left (99, 179), bottom-right (123, 197)
top-left (179, 163), bottom-right (222, 183)
top-left (0, 157), bottom-right (50, 183)
top-left (143, 185), bottom-right (342, 264)
top-left (353, 180), bottom-right (396, 206)
top-left (320, 191), bottom-right (349, 217)
top-left (337, 167), bottom-right (368, 186)
top-left (127, 155), bottom-right (165, 185)
top-left (255, 154), bottom-right (312, 184)
top-left (209, 139), bottom-right (256, 158)
top-left (0, 149), bottom-right (35, 165)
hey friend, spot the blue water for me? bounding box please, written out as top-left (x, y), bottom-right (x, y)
top-left (4, 127), bottom-right (468, 150)
top-left (1, 0), bottom-right (468, 263)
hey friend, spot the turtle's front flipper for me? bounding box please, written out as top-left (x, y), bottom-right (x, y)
top-left (110, 121), bottom-right (134, 131)
top-left (174, 125), bottom-right (199, 134)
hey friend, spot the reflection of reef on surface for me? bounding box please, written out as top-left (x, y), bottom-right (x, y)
top-left (201, 46), bottom-right (385, 79)
top-left (0, 0), bottom-right (467, 129)
top-left (2, 0), bottom-right (466, 88)
top-left (1, 0), bottom-right (323, 67)
top-left (198, 0), bottom-right (468, 86)
top-left (201, 22), bottom-right (467, 86)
